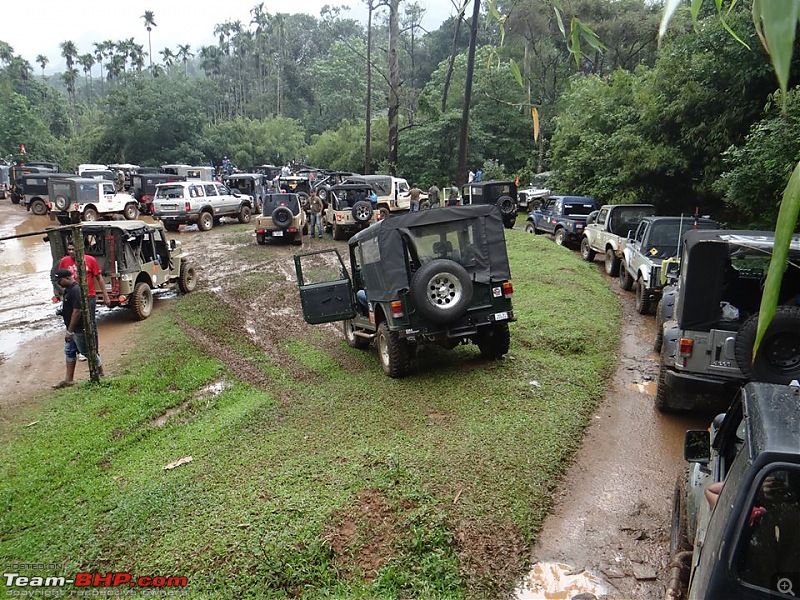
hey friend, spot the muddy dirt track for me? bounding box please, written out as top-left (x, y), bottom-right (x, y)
top-left (0, 202), bottom-right (707, 599)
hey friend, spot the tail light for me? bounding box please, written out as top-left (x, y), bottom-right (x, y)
top-left (52, 296), bottom-right (60, 303)
top-left (679, 337), bottom-right (694, 358)
top-left (184, 202), bottom-right (191, 212)
top-left (390, 300), bottom-right (404, 318)
top-left (118, 295), bottom-right (127, 303)
top-left (502, 281), bottom-right (514, 298)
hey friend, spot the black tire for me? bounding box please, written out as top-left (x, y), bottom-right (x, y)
top-left (655, 362), bottom-right (676, 412)
top-left (297, 192), bottom-right (310, 210)
top-left (605, 248), bottom-right (620, 276)
top-left (497, 195), bottom-right (515, 215)
top-left (343, 320), bottom-right (370, 349)
top-left (580, 238), bottom-right (596, 262)
top-left (10, 192), bottom-right (20, 205)
top-left (524, 221), bottom-right (537, 234)
top-left (410, 259), bottom-right (473, 323)
top-left (332, 222), bottom-right (344, 241)
top-left (30, 199), bottom-right (48, 216)
top-left (272, 206), bottom-right (293, 229)
top-left (376, 321), bottom-right (412, 378)
top-left (198, 211), bottom-right (213, 231)
top-left (476, 322), bottom-right (511, 359)
top-left (734, 306), bottom-right (800, 383)
top-left (634, 279), bottom-right (651, 315)
top-left (56, 215), bottom-right (71, 225)
top-left (618, 265), bottom-right (634, 291)
top-left (654, 300), bottom-right (664, 353)
top-left (669, 471), bottom-right (691, 555)
top-left (54, 194), bottom-right (69, 211)
top-left (238, 205), bottom-right (252, 224)
top-left (554, 228), bottom-right (566, 246)
top-left (83, 207), bottom-right (98, 222)
top-left (131, 282), bottom-right (153, 320)
top-left (503, 217), bottom-right (515, 229)
top-left (178, 263), bottom-right (197, 293)
top-left (123, 202), bottom-right (139, 220)
top-left (351, 200), bottom-right (373, 223)
top-left (165, 222), bottom-right (180, 232)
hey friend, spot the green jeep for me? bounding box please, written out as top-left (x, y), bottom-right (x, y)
top-left (294, 204), bottom-right (515, 377)
top-left (46, 220), bottom-right (198, 320)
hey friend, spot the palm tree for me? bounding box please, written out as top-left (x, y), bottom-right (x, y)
top-left (59, 40), bottom-right (78, 71)
top-left (35, 54), bottom-right (48, 78)
top-left (0, 41), bottom-right (13, 65)
top-left (78, 53), bottom-right (95, 104)
top-left (176, 44), bottom-right (193, 77)
top-left (141, 10), bottom-right (157, 71)
top-left (160, 47), bottom-right (175, 68)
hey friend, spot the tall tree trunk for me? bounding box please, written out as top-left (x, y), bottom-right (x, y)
top-left (365, 2), bottom-right (374, 175)
top-left (457, 0), bottom-right (480, 187)
top-left (442, 0), bottom-right (468, 112)
top-left (387, 0), bottom-right (400, 176)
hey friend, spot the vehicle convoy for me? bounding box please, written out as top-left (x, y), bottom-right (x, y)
top-left (460, 180), bottom-right (518, 229)
top-left (8, 163), bottom-right (59, 204)
top-left (322, 183), bottom-right (377, 240)
top-left (152, 180), bottom-right (254, 232)
top-left (655, 230), bottom-right (800, 413)
top-left (619, 216), bottom-right (718, 315)
top-left (294, 204), bottom-right (515, 378)
top-left (255, 192), bottom-right (307, 245)
top-left (526, 195), bottom-right (597, 246)
top-left (666, 381), bottom-right (800, 600)
top-left (342, 174), bottom-right (425, 220)
top-left (223, 173), bottom-right (272, 213)
top-left (580, 203), bottom-right (656, 275)
top-left (47, 177), bottom-right (141, 224)
top-left (17, 172), bottom-right (74, 216)
top-left (130, 173), bottom-right (186, 215)
top-left (46, 220), bottom-right (198, 320)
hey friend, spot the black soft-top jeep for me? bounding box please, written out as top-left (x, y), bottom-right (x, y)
top-left (294, 204), bottom-right (516, 377)
top-left (667, 381), bottom-right (800, 600)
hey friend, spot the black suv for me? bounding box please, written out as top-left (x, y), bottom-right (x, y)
top-left (460, 180), bottom-right (518, 229)
top-left (656, 230), bottom-right (800, 413)
top-left (294, 205), bottom-right (515, 377)
top-left (667, 382), bottom-right (800, 599)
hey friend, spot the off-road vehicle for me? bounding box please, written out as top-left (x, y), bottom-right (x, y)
top-left (152, 180), bottom-right (254, 232)
top-left (294, 204), bottom-right (515, 377)
top-left (130, 173), bottom-right (185, 215)
top-left (223, 172), bottom-right (271, 213)
top-left (656, 230), bottom-right (800, 413)
top-left (342, 174), bottom-right (424, 220)
top-left (323, 183), bottom-right (377, 240)
top-left (46, 220), bottom-right (198, 320)
top-left (47, 177), bottom-right (141, 224)
top-left (580, 203), bottom-right (656, 275)
top-left (18, 172), bottom-right (74, 215)
top-left (460, 180), bottom-right (518, 229)
top-left (255, 193), bottom-right (307, 245)
top-left (666, 381), bottom-right (800, 600)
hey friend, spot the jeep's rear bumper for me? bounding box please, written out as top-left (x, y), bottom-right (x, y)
top-left (155, 214), bottom-right (199, 224)
top-left (663, 368), bottom-right (743, 412)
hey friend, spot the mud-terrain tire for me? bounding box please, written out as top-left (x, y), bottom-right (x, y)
top-left (524, 221), bottom-right (538, 234)
top-left (82, 207), bottom-right (98, 222)
top-left (618, 265), bottom-right (634, 291)
top-left (497, 195), bottom-right (515, 215)
top-left (165, 222), bottom-right (180, 232)
top-left (580, 238), bottom-right (596, 262)
top-left (734, 306), bottom-right (800, 383)
top-left (238, 205), bottom-right (252, 224)
top-left (30, 199), bottom-right (48, 216)
top-left (351, 200), bottom-right (373, 223)
top-left (554, 228), bottom-right (566, 246)
top-left (272, 206), bottom-right (293, 229)
top-left (123, 202), bottom-right (139, 220)
top-left (376, 321), bottom-right (413, 377)
top-left (178, 263), bottom-right (197, 293)
top-left (634, 279), bottom-right (651, 315)
top-left (343, 320), bottom-right (371, 349)
top-left (669, 470), bottom-right (691, 555)
top-left (655, 362), bottom-right (677, 412)
top-left (198, 211), bottom-right (213, 231)
top-left (654, 300), bottom-right (665, 353)
top-left (131, 282), bottom-right (153, 320)
top-left (605, 248), bottom-right (620, 276)
top-left (410, 259), bottom-right (473, 324)
top-left (476, 322), bottom-right (511, 359)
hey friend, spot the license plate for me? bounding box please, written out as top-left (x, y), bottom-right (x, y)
top-left (160, 204), bottom-right (178, 210)
top-left (271, 230), bottom-right (283, 237)
top-left (494, 311), bottom-right (508, 321)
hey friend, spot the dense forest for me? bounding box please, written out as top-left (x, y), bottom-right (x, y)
top-left (1, 0), bottom-right (798, 227)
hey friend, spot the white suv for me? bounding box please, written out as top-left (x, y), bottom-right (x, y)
top-left (152, 181), bottom-right (254, 232)
top-left (47, 177), bottom-right (140, 224)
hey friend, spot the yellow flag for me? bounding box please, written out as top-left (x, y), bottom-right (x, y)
top-left (531, 107), bottom-right (540, 142)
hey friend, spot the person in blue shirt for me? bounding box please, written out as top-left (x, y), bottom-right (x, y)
top-left (475, 168), bottom-right (483, 182)
top-left (369, 190), bottom-right (378, 204)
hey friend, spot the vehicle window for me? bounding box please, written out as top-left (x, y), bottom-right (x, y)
top-left (204, 184), bottom-right (218, 197)
top-left (156, 185), bottom-right (186, 199)
top-left (735, 467), bottom-right (800, 592)
top-left (597, 208), bottom-right (609, 227)
top-left (83, 233), bottom-right (104, 256)
top-left (563, 202), bottom-right (595, 216)
top-left (217, 185), bottom-right (231, 195)
top-left (189, 185), bottom-right (203, 198)
top-left (361, 238), bottom-right (381, 265)
top-left (635, 223), bottom-right (647, 244)
top-left (102, 183), bottom-right (115, 195)
top-left (407, 221), bottom-right (483, 268)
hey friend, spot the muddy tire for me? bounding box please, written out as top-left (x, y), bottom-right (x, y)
top-left (604, 248), bottom-right (620, 276)
top-left (655, 362), bottom-right (676, 412)
top-left (580, 238), bottom-right (596, 262)
top-left (343, 320), bottom-right (370, 350)
top-left (198, 211), bottom-right (213, 231)
top-left (734, 306), bottom-right (800, 383)
top-left (634, 279), bottom-right (651, 315)
top-left (238, 205), bottom-right (252, 224)
top-left (476, 322), bottom-right (511, 359)
top-left (30, 199), bottom-right (48, 216)
top-left (654, 300), bottom-right (664, 353)
top-left (618, 265), bottom-right (634, 291)
top-left (82, 207), bottom-right (98, 222)
top-left (164, 222), bottom-right (180, 232)
top-left (56, 215), bottom-right (71, 225)
top-left (123, 202), bottom-right (139, 220)
top-left (410, 259), bottom-right (473, 324)
top-left (376, 321), bottom-right (413, 378)
top-left (554, 228), bottom-right (566, 246)
top-left (131, 282), bottom-right (153, 320)
top-left (332, 222), bottom-right (344, 241)
top-left (669, 471), bottom-right (691, 555)
top-left (524, 221), bottom-right (537, 234)
top-left (178, 263), bottom-right (197, 293)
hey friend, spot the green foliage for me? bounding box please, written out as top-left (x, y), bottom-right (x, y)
top-left (202, 115), bottom-right (307, 167)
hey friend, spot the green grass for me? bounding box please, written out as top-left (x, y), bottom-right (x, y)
top-left (0, 229), bottom-right (620, 599)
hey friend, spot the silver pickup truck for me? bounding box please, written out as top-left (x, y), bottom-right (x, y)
top-left (580, 204), bottom-right (655, 276)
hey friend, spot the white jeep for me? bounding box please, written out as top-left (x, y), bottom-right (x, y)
top-left (47, 177), bottom-right (140, 224)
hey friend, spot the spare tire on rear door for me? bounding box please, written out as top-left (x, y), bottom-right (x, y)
top-left (497, 195), bottom-right (515, 215)
top-left (272, 206), bottom-right (293, 229)
top-left (410, 259), bottom-right (473, 323)
top-left (734, 306), bottom-right (800, 383)
top-left (351, 200), bottom-right (373, 223)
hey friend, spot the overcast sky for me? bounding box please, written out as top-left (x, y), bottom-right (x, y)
top-left (5, 0), bottom-right (457, 74)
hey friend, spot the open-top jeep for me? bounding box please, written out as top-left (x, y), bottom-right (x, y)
top-left (294, 204), bottom-right (515, 377)
top-left (323, 183), bottom-right (377, 240)
top-left (667, 381), bottom-right (800, 600)
top-left (656, 230), bottom-right (800, 413)
top-left (255, 193), bottom-right (307, 245)
top-left (46, 220), bottom-right (198, 320)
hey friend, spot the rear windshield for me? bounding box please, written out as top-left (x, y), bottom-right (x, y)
top-left (563, 202), bottom-right (595, 216)
top-left (155, 185), bottom-right (187, 199)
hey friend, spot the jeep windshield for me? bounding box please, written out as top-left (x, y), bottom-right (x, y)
top-left (648, 218), bottom-right (719, 259)
top-left (155, 185), bottom-right (187, 200)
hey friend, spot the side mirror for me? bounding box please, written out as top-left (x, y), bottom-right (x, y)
top-left (684, 430), bottom-right (711, 463)
top-left (231, 189), bottom-right (241, 197)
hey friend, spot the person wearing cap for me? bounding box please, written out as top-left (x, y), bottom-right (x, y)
top-left (53, 269), bottom-right (104, 388)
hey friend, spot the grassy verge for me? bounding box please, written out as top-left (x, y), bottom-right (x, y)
top-left (0, 228), bottom-right (620, 599)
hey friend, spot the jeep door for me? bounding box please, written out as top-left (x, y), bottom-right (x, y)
top-left (294, 249), bottom-right (356, 324)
